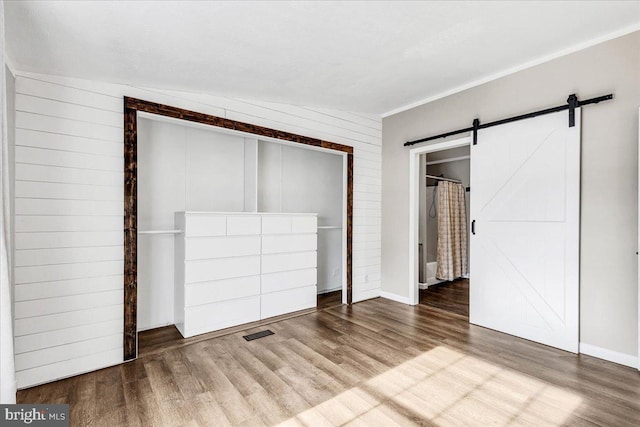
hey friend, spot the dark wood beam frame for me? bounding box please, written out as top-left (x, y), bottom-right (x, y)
top-left (123, 97), bottom-right (354, 361)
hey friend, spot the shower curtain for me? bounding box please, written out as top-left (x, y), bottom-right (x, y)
top-left (436, 181), bottom-right (468, 281)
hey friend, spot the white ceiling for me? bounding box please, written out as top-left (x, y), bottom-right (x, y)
top-left (5, 1), bottom-right (640, 116)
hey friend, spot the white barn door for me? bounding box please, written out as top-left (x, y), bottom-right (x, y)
top-left (470, 109), bottom-right (580, 353)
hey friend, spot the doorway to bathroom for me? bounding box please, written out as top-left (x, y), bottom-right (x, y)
top-left (418, 143), bottom-right (470, 317)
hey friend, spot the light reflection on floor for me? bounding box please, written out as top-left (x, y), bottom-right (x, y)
top-left (277, 346), bottom-right (583, 426)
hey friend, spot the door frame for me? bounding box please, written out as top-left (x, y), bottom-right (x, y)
top-left (408, 135), bottom-right (471, 305)
top-left (123, 97), bottom-right (354, 360)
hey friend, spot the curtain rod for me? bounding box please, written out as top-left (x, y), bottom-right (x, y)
top-left (404, 93), bottom-right (613, 147)
top-left (425, 174), bottom-right (461, 183)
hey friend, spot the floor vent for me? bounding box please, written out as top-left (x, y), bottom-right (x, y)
top-left (243, 330), bottom-right (274, 341)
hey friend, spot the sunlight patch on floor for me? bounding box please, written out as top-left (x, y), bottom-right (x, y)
top-left (277, 346), bottom-right (583, 426)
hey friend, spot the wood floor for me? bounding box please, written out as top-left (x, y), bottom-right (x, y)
top-left (137, 292), bottom-right (344, 357)
top-left (419, 278), bottom-right (469, 317)
top-left (317, 290), bottom-right (342, 310)
top-left (17, 297), bottom-right (640, 426)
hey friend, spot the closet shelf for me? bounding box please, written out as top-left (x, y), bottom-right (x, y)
top-left (138, 230), bottom-right (182, 235)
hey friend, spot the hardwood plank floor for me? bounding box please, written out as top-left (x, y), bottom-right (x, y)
top-left (137, 292), bottom-right (343, 357)
top-left (420, 278), bottom-right (469, 317)
top-left (17, 297), bottom-right (640, 426)
top-left (317, 290), bottom-right (342, 310)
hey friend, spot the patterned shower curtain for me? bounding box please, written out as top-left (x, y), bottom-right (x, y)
top-left (436, 181), bottom-right (468, 281)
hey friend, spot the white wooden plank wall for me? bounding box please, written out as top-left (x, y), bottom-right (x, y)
top-left (12, 71), bottom-right (382, 388)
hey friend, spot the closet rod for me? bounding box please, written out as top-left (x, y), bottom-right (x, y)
top-left (138, 230), bottom-right (182, 235)
top-left (425, 174), bottom-right (461, 183)
top-left (404, 93), bottom-right (613, 147)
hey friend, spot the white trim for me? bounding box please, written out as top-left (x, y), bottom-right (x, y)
top-left (138, 321), bottom-right (173, 332)
top-left (4, 54), bottom-right (16, 76)
top-left (638, 106), bottom-right (640, 370)
top-left (382, 23), bottom-right (640, 117)
top-left (342, 153), bottom-right (348, 305)
top-left (380, 291), bottom-right (413, 305)
top-left (408, 136), bottom-right (471, 305)
top-left (353, 288), bottom-right (380, 303)
top-left (579, 342), bottom-right (638, 369)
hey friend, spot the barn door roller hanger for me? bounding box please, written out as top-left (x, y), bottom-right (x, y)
top-left (404, 93), bottom-right (613, 147)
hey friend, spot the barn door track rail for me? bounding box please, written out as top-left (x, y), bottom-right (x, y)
top-left (404, 93), bottom-right (613, 147)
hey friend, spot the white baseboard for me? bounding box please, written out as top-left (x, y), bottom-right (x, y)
top-left (353, 288), bottom-right (380, 303)
top-left (380, 291), bottom-right (414, 305)
top-left (138, 322), bottom-right (173, 332)
top-left (579, 342), bottom-right (638, 369)
top-left (419, 280), bottom-right (447, 290)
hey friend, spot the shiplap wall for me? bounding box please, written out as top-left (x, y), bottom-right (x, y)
top-left (12, 71), bottom-right (382, 388)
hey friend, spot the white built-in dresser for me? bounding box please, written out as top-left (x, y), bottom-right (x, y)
top-left (174, 212), bottom-right (318, 338)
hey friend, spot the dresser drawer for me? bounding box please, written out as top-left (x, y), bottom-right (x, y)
top-left (261, 286), bottom-right (317, 319)
top-left (185, 235), bottom-right (260, 260)
top-left (262, 251), bottom-right (316, 274)
top-left (184, 275), bottom-right (260, 307)
top-left (227, 216), bottom-right (261, 235)
top-left (292, 216), bottom-right (317, 233)
top-left (185, 256), bottom-right (260, 284)
top-left (262, 234), bottom-right (317, 254)
top-left (261, 216), bottom-right (291, 234)
top-left (180, 296), bottom-right (261, 338)
top-left (261, 268), bottom-right (317, 294)
top-left (184, 214), bottom-right (226, 237)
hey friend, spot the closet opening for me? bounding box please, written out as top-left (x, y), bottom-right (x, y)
top-left (408, 136), bottom-right (470, 314)
top-left (124, 98), bottom-right (353, 360)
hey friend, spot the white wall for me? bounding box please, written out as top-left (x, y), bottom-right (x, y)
top-left (11, 71), bottom-right (381, 388)
top-left (138, 119), bottom-right (183, 331)
top-left (1, 49), bottom-right (17, 404)
top-left (6, 67), bottom-right (14, 272)
top-left (258, 142), bottom-right (344, 293)
top-left (422, 182), bottom-right (437, 263)
top-left (5, 65), bottom-right (15, 298)
top-left (137, 118), bottom-right (249, 331)
top-left (382, 31), bottom-right (640, 359)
